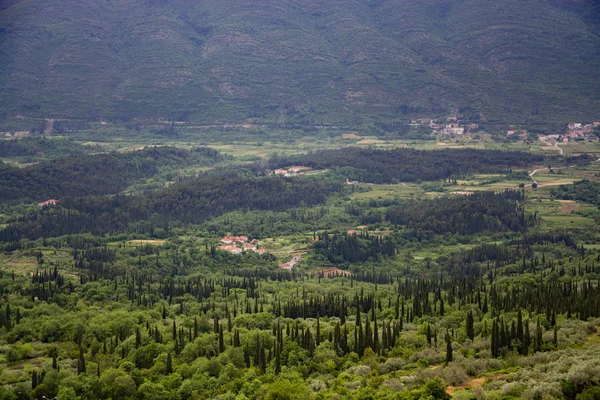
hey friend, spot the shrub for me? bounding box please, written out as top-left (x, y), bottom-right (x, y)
top-left (577, 386), bottom-right (600, 400)
top-left (502, 382), bottom-right (528, 397)
top-left (347, 365), bottom-right (371, 377)
top-left (380, 358), bottom-right (407, 374)
top-left (409, 347), bottom-right (444, 365)
top-left (422, 377), bottom-right (451, 400)
top-left (440, 364), bottom-right (469, 386)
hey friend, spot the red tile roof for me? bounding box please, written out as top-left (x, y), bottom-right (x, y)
top-left (39, 199), bottom-right (58, 208)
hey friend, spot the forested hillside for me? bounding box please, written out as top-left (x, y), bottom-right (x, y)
top-left (0, 0), bottom-right (599, 125)
top-left (269, 148), bottom-right (546, 183)
top-left (1, 144), bottom-right (600, 399)
top-left (0, 146), bottom-right (222, 203)
top-left (0, 137), bottom-right (91, 159)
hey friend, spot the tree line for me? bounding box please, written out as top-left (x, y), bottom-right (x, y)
top-left (268, 148), bottom-right (547, 183)
top-left (0, 146), bottom-right (223, 203)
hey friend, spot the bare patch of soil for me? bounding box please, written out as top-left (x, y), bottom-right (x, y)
top-left (558, 200), bottom-right (581, 214)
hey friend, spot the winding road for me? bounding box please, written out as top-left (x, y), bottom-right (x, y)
top-left (554, 143), bottom-right (564, 155)
top-left (528, 168), bottom-right (547, 185)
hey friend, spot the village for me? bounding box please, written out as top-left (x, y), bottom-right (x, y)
top-left (418, 117), bottom-right (600, 145)
top-left (217, 234), bottom-right (307, 272)
top-left (269, 165), bottom-right (312, 177)
top-left (218, 235), bottom-right (266, 255)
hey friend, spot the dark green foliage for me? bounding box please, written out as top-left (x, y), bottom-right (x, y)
top-left (386, 190), bottom-right (529, 235)
top-left (271, 148), bottom-right (545, 184)
top-left (423, 377), bottom-right (452, 400)
top-left (445, 332), bottom-right (453, 364)
top-left (0, 137), bottom-right (90, 158)
top-left (0, 146), bottom-right (222, 203)
top-left (1, 1), bottom-right (599, 125)
top-left (466, 311), bottom-right (475, 341)
top-left (551, 180), bottom-right (600, 206)
top-left (315, 231), bottom-right (396, 264)
top-left (77, 347), bottom-right (85, 374)
top-left (1, 170), bottom-right (341, 240)
top-left (165, 353), bottom-right (173, 375)
top-left (577, 386), bottom-right (600, 400)
top-left (0, 145), bottom-right (599, 399)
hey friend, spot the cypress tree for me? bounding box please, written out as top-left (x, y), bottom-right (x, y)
top-left (234, 329), bottom-right (241, 347)
top-left (516, 309), bottom-right (524, 350)
top-left (426, 323), bottom-right (432, 347)
top-left (135, 327), bottom-right (142, 348)
top-left (491, 319), bottom-right (498, 358)
top-left (534, 318), bottom-right (543, 353)
top-left (244, 344), bottom-right (250, 368)
top-left (219, 325), bottom-right (225, 353)
top-left (77, 347), bottom-right (86, 374)
top-left (445, 332), bottom-right (453, 365)
top-left (275, 343), bottom-right (281, 375)
top-left (4, 303), bottom-right (10, 330)
top-left (316, 316), bottom-right (321, 346)
top-left (466, 311), bottom-right (475, 341)
top-left (373, 318), bottom-right (379, 354)
top-left (32, 370), bottom-right (38, 390)
top-left (166, 353), bottom-right (173, 374)
top-left (523, 320), bottom-right (530, 355)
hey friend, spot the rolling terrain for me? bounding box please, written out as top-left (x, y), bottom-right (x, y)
top-left (0, 0), bottom-right (599, 126)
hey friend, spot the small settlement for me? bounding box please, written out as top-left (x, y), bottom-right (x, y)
top-left (418, 116), bottom-right (599, 145)
top-left (426, 117), bottom-right (478, 136)
top-left (218, 236), bottom-right (266, 255)
top-left (218, 235), bottom-right (303, 270)
top-left (270, 166), bottom-right (312, 177)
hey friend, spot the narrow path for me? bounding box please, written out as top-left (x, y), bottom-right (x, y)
top-left (528, 168), bottom-right (547, 185)
top-left (555, 142), bottom-right (564, 155)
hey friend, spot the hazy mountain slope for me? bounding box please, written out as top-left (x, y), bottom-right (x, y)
top-left (0, 0), bottom-right (598, 125)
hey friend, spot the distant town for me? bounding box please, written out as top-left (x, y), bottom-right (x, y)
top-left (417, 117), bottom-right (600, 145)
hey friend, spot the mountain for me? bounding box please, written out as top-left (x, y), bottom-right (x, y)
top-left (0, 0), bottom-right (599, 126)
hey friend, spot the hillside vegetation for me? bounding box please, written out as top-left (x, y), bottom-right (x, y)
top-left (0, 0), bottom-right (599, 126)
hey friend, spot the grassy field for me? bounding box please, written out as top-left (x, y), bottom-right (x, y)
top-left (351, 183), bottom-right (424, 200)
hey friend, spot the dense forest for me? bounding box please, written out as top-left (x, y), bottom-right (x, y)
top-left (0, 145), bottom-right (599, 400)
top-left (0, 146), bottom-right (223, 203)
top-left (1, 0), bottom-right (600, 397)
top-left (0, 137), bottom-right (91, 158)
top-left (269, 148), bottom-right (547, 184)
top-left (385, 191), bottom-right (530, 235)
top-left (0, 173), bottom-right (343, 241)
top-left (0, 229), bottom-right (598, 399)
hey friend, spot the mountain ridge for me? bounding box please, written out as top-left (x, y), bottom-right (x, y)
top-left (0, 0), bottom-right (598, 126)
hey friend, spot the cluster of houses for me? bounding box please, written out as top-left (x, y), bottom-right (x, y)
top-left (270, 166), bottom-right (311, 177)
top-left (536, 122), bottom-right (600, 145)
top-left (419, 117), bottom-right (478, 136)
top-left (564, 122), bottom-right (599, 141)
top-left (218, 235), bottom-right (303, 270)
top-left (412, 117), bottom-right (600, 142)
top-left (218, 235), bottom-right (266, 255)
